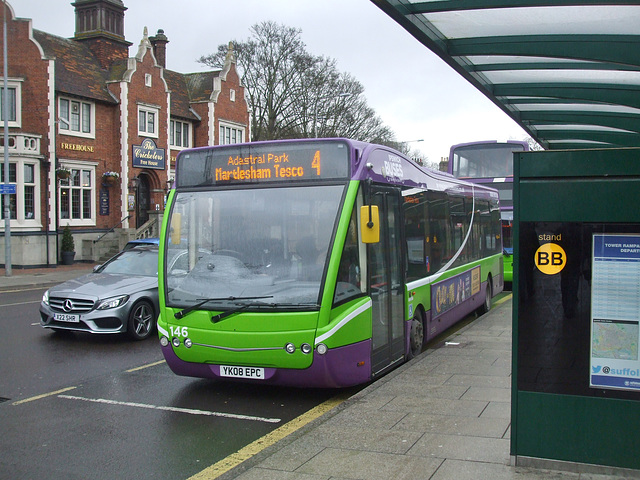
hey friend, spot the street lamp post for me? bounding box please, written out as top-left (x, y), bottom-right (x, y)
top-left (3, 4), bottom-right (11, 276)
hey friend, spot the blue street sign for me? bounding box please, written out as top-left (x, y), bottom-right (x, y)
top-left (0, 184), bottom-right (16, 194)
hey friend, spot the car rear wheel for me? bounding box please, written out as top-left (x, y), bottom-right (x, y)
top-left (127, 300), bottom-right (155, 340)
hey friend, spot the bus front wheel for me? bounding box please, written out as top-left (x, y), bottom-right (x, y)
top-left (408, 311), bottom-right (425, 359)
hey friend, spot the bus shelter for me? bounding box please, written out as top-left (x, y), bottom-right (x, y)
top-left (372, 0), bottom-right (640, 473)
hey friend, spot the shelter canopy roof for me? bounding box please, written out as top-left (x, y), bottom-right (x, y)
top-left (372, 1), bottom-right (640, 150)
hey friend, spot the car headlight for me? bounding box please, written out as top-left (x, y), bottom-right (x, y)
top-left (42, 290), bottom-right (49, 306)
top-left (96, 295), bottom-right (129, 310)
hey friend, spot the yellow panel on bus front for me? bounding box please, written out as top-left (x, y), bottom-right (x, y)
top-left (166, 310), bottom-right (320, 369)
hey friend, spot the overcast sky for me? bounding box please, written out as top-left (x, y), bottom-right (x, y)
top-left (14, 0), bottom-right (528, 163)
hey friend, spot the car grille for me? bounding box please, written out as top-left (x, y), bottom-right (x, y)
top-left (49, 297), bottom-right (95, 313)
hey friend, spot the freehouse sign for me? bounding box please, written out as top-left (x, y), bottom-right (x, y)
top-left (133, 138), bottom-right (166, 170)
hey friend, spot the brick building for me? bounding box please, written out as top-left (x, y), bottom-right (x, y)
top-left (0, 0), bottom-right (250, 267)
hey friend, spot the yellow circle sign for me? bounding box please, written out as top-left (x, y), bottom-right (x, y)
top-left (535, 243), bottom-right (567, 275)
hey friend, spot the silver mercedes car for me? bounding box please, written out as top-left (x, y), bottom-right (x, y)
top-left (39, 239), bottom-right (160, 340)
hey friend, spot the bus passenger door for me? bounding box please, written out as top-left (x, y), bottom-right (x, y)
top-left (369, 186), bottom-right (405, 375)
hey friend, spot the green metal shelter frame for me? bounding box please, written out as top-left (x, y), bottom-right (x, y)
top-left (371, 1), bottom-right (640, 150)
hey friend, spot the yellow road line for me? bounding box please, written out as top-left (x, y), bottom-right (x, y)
top-left (126, 359), bottom-right (165, 373)
top-left (494, 293), bottom-right (512, 307)
top-left (187, 392), bottom-right (350, 480)
top-left (12, 386), bottom-right (76, 406)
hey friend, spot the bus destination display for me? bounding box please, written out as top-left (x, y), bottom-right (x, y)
top-left (177, 141), bottom-right (350, 187)
top-left (219, 151), bottom-right (317, 181)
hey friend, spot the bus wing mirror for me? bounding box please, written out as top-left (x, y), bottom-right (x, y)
top-left (360, 205), bottom-right (380, 244)
top-left (170, 213), bottom-right (181, 245)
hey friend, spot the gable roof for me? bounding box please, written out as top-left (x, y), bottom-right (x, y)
top-left (371, 1), bottom-right (640, 150)
top-left (33, 29), bottom-right (117, 104)
top-left (183, 71), bottom-right (222, 103)
top-left (164, 69), bottom-right (200, 120)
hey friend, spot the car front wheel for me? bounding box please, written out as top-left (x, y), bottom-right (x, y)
top-left (127, 300), bottom-right (155, 340)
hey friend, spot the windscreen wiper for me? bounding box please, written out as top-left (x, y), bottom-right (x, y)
top-left (211, 301), bottom-right (320, 323)
top-left (174, 295), bottom-right (273, 320)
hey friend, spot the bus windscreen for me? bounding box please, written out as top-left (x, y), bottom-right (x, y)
top-left (176, 140), bottom-right (350, 187)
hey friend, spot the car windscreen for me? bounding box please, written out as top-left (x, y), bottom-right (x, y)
top-left (100, 247), bottom-right (158, 277)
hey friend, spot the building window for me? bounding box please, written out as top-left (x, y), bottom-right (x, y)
top-left (219, 123), bottom-right (244, 145)
top-left (145, 74), bottom-right (152, 87)
top-left (138, 105), bottom-right (159, 137)
top-left (59, 164), bottom-right (95, 226)
top-left (0, 79), bottom-right (22, 128)
top-left (230, 89), bottom-right (236, 102)
top-left (59, 97), bottom-right (95, 138)
top-left (0, 159), bottom-right (39, 227)
top-left (170, 119), bottom-right (191, 148)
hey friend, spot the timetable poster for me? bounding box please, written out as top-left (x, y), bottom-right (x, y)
top-left (590, 234), bottom-right (640, 391)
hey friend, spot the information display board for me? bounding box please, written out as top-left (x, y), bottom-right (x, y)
top-left (590, 234), bottom-right (640, 391)
top-left (176, 140), bottom-right (350, 187)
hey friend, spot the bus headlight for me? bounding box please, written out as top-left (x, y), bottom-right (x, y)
top-left (301, 343), bottom-right (312, 354)
top-left (160, 336), bottom-right (169, 347)
top-left (184, 338), bottom-right (193, 348)
top-left (316, 343), bottom-right (328, 355)
top-left (285, 343), bottom-right (296, 354)
top-left (172, 337), bottom-right (181, 347)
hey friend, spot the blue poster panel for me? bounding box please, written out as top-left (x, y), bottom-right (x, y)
top-left (590, 234), bottom-right (640, 391)
top-left (431, 266), bottom-right (481, 320)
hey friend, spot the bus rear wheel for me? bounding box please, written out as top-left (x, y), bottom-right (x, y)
top-left (408, 311), bottom-right (425, 359)
top-left (477, 277), bottom-right (492, 315)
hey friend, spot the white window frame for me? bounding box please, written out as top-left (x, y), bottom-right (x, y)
top-left (58, 160), bottom-right (97, 227)
top-left (58, 96), bottom-right (96, 139)
top-left (219, 121), bottom-right (245, 145)
top-left (145, 74), bottom-right (152, 87)
top-left (170, 119), bottom-right (192, 149)
top-left (0, 157), bottom-right (41, 230)
top-left (0, 79), bottom-right (22, 128)
top-left (138, 104), bottom-right (159, 138)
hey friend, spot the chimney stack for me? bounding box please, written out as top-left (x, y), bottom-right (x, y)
top-left (150, 29), bottom-right (169, 69)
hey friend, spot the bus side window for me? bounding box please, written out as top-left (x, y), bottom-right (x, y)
top-left (428, 191), bottom-right (448, 272)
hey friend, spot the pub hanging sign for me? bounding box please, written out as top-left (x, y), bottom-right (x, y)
top-left (132, 138), bottom-right (165, 170)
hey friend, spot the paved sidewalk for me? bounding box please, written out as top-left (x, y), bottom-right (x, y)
top-left (0, 262), bottom-right (96, 292)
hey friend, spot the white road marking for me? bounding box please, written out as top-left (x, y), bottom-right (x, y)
top-left (58, 394), bottom-right (282, 423)
top-left (0, 300), bottom-right (41, 307)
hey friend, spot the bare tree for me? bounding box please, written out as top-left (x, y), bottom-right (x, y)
top-left (198, 21), bottom-right (396, 144)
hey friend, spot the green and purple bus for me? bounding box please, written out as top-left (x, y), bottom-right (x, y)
top-left (448, 140), bottom-right (529, 285)
top-left (157, 139), bottom-right (503, 388)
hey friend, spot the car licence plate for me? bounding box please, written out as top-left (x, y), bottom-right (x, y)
top-left (53, 312), bottom-right (80, 323)
top-left (220, 365), bottom-right (265, 380)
